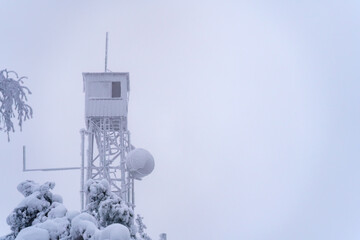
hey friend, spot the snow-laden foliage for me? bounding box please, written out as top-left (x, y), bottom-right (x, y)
top-left (6, 181), bottom-right (64, 236)
top-left (70, 213), bottom-right (98, 240)
top-left (83, 180), bottom-right (152, 240)
top-left (84, 179), bottom-right (134, 230)
top-left (0, 69), bottom-right (32, 140)
top-left (15, 227), bottom-right (50, 240)
top-left (69, 212), bottom-right (131, 240)
top-left (95, 224), bottom-right (130, 240)
top-left (0, 179), bottom-right (152, 240)
top-left (1, 180), bottom-right (71, 240)
top-left (135, 215), bottom-right (151, 240)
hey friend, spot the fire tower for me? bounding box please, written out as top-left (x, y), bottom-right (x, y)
top-left (22, 33), bottom-right (164, 240)
top-left (79, 35), bottom-right (155, 209)
top-left (83, 72), bottom-right (131, 197)
top-left (22, 33), bottom-right (155, 211)
top-left (80, 71), bottom-right (155, 210)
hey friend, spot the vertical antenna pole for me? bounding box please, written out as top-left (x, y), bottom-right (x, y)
top-left (23, 146), bottom-right (26, 172)
top-left (105, 32), bottom-right (109, 72)
top-left (132, 178), bottom-right (135, 207)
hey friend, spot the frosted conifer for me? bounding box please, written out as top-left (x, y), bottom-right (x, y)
top-left (0, 69), bottom-right (32, 140)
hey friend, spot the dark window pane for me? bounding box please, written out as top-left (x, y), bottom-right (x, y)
top-left (112, 82), bottom-right (121, 98)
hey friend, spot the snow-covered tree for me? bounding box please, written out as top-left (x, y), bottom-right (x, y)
top-left (135, 215), bottom-right (151, 240)
top-left (83, 180), bottom-right (152, 240)
top-left (0, 69), bottom-right (32, 140)
top-left (84, 179), bottom-right (135, 231)
top-left (0, 179), bottom-right (152, 240)
top-left (2, 180), bottom-right (70, 240)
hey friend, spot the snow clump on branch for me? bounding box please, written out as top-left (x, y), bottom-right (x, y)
top-left (84, 179), bottom-right (135, 231)
top-left (0, 179), bottom-right (150, 240)
top-left (0, 69), bottom-right (32, 140)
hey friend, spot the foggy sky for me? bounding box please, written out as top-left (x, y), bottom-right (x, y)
top-left (1, 1), bottom-right (360, 240)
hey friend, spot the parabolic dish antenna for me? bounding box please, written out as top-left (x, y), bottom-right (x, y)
top-left (126, 148), bottom-right (155, 179)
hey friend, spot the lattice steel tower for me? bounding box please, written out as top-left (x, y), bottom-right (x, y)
top-left (83, 71), bottom-right (131, 199)
top-left (79, 36), bottom-right (154, 210)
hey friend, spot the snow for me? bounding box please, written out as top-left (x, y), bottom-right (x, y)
top-left (86, 179), bottom-right (111, 203)
top-left (70, 213), bottom-right (98, 240)
top-left (95, 224), bottom-right (130, 240)
top-left (6, 181), bottom-right (65, 236)
top-left (126, 149), bottom-right (155, 179)
top-left (71, 212), bottom-right (98, 227)
top-left (65, 210), bottom-right (80, 221)
top-left (14, 227), bottom-right (49, 240)
top-left (0, 69), bottom-right (33, 140)
top-left (52, 194), bottom-right (63, 203)
top-left (37, 217), bottom-right (70, 240)
top-left (16, 180), bottom-right (40, 197)
top-left (2, 180), bottom-right (150, 240)
top-left (71, 215), bottom-right (130, 240)
top-left (84, 179), bottom-right (134, 231)
top-left (47, 203), bottom-right (67, 219)
top-left (16, 191), bottom-right (50, 212)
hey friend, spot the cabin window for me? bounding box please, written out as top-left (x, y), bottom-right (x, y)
top-left (112, 82), bottom-right (121, 98)
top-left (88, 82), bottom-right (111, 98)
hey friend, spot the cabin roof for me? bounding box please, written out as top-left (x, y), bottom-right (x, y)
top-left (82, 72), bottom-right (129, 77)
top-left (82, 72), bottom-right (130, 92)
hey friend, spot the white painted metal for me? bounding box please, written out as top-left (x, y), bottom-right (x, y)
top-left (22, 35), bottom-right (156, 219)
top-left (86, 118), bottom-right (131, 196)
top-left (126, 148), bottom-right (155, 179)
top-left (82, 72), bottom-right (135, 207)
top-left (83, 72), bottom-right (129, 118)
top-left (105, 32), bottom-right (109, 72)
top-left (86, 99), bottom-right (128, 118)
top-left (23, 146), bottom-right (82, 172)
top-left (80, 129), bottom-right (86, 210)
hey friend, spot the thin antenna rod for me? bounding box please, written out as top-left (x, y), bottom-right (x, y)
top-left (105, 32), bottom-right (109, 72)
top-left (23, 146), bottom-right (26, 172)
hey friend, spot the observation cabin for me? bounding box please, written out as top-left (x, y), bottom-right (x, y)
top-left (83, 72), bottom-right (130, 129)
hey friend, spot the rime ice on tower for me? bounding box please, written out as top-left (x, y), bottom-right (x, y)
top-left (83, 72), bottom-right (129, 119)
top-left (20, 33), bottom-right (155, 211)
top-left (13, 34), bottom-right (161, 240)
top-left (81, 71), bottom-right (154, 210)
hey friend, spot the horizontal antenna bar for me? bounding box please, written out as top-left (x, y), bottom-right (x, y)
top-left (23, 146), bottom-right (85, 172)
top-left (23, 167), bottom-right (84, 172)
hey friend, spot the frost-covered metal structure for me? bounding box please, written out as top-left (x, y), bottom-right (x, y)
top-left (81, 72), bottom-right (133, 206)
top-left (80, 71), bottom-right (154, 210)
top-left (21, 33), bottom-right (155, 214)
top-left (18, 33), bottom-right (163, 240)
top-left (83, 72), bottom-right (129, 118)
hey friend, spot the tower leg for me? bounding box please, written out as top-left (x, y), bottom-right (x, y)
top-left (85, 118), bottom-right (132, 204)
top-left (80, 129), bottom-right (85, 210)
top-left (86, 127), bottom-right (94, 206)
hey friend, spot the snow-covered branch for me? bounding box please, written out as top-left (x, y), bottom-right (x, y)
top-left (0, 69), bottom-right (33, 140)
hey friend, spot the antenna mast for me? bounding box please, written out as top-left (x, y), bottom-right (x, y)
top-left (105, 32), bottom-right (109, 72)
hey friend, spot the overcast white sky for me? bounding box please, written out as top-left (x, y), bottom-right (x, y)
top-left (1, 1), bottom-right (360, 240)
